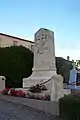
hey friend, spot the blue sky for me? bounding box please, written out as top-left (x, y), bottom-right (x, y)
top-left (0, 0), bottom-right (80, 60)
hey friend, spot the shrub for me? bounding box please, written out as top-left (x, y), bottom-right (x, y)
top-left (59, 93), bottom-right (80, 120)
top-left (0, 46), bottom-right (33, 88)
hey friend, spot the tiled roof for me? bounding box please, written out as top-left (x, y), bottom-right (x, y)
top-left (0, 33), bottom-right (34, 44)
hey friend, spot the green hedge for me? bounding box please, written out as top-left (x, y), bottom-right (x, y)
top-left (0, 46), bottom-right (33, 88)
top-left (59, 94), bottom-right (80, 120)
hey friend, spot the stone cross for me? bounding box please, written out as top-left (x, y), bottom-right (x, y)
top-left (35, 34), bottom-right (47, 55)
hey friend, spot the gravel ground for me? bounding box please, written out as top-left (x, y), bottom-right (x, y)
top-left (0, 99), bottom-right (62, 120)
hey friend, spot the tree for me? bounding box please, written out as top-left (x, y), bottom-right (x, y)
top-left (56, 57), bottom-right (73, 83)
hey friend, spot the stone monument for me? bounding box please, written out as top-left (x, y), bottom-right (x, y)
top-left (23, 28), bottom-right (63, 101)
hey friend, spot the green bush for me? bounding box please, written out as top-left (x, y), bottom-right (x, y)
top-left (0, 46), bottom-right (33, 88)
top-left (59, 94), bottom-right (80, 120)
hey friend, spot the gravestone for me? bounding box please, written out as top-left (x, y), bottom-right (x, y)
top-left (23, 28), bottom-right (63, 101)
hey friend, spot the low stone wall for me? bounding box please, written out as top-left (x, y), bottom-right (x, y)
top-left (0, 95), bottom-right (59, 115)
top-left (0, 76), bottom-right (5, 90)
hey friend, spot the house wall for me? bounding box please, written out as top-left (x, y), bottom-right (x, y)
top-left (0, 34), bottom-right (34, 52)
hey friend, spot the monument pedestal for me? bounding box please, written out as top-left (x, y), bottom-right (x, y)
top-left (23, 69), bottom-right (56, 89)
top-left (23, 70), bottom-right (63, 101)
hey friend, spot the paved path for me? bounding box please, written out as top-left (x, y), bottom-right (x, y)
top-left (0, 99), bottom-right (62, 120)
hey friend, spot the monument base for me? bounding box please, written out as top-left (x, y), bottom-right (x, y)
top-left (23, 70), bottom-right (63, 101)
top-left (23, 70), bottom-right (56, 89)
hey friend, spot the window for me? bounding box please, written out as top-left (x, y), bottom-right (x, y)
top-left (13, 40), bottom-right (18, 46)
